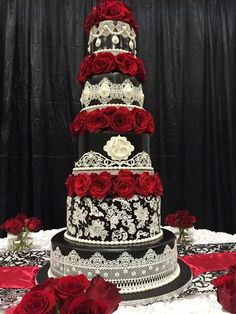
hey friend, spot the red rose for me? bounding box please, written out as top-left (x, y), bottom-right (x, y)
top-left (101, 106), bottom-right (117, 116)
top-left (165, 210), bottom-right (197, 228)
top-left (92, 52), bottom-right (116, 75)
top-left (84, 0), bottom-right (138, 34)
top-left (65, 174), bottom-right (75, 196)
top-left (15, 214), bottom-right (27, 224)
top-left (85, 7), bottom-right (100, 33)
top-left (31, 278), bottom-right (58, 293)
top-left (145, 111), bottom-right (155, 134)
top-left (132, 108), bottom-right (149, 134)
top-left (165, 213), bottom-right (179, 227)
top-left (78, 56), bottom-right (93, 85)
top-left (136, 58), bottom-right (146, 82)
top-left (212, 274), bottom-right (234, 288)
top-left (75, 173), bottom-right (92, 197)
top-left (87, 109), bottom-right (109, 133)
top-left (70, 110), bottom-right (88, 135)
top-left (116, 53), bottom-right (138, 76)
top-left (60, 296), bottom-right (107, 314)
top-left (89, 172), bottom-right (112, 199)
top-left (13, 290), bottom-right (56, 314)
top-left (113, 170), bottom-right (136, 198)
top-left (55, 274), bottom-right (90, 302)
top-left (26, 217), bottom-right (41, 232)
top-left (176, 211), bottom-right (197, 228)
top-left (86, 276), bottom-right (121, 314)
top-left (174, 210), bottom-right (197, 228)
top-left (2, 218), bottom-right (24, 235)
top-left (100, 1), bottom-right (129, 20)
top-left (135, 172), bottom-right (155, 196)
top-left (153, 173), bottom-right (163, 196)
top-left (217, 282), bottom-right (236, 314)
top-left (109, 107), bottom-right (133, 133)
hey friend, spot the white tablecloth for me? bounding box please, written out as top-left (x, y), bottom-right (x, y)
top-left (1, 227), bottom-right (236, 313)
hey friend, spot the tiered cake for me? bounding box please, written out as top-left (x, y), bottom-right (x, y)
top-left (38, 0), bottom-right (192, 304)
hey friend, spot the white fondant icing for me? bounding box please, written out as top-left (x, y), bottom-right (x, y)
top-left (103, 135), bottom-right (134, 161)
top-left (80, 77), bottom-right (144, 107)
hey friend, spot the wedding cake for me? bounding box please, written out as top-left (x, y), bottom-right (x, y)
top-left (38, 0), bottom-right (192, 304)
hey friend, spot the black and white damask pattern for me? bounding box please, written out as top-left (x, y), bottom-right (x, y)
top-left (66, 195), bottom-right (161, 243)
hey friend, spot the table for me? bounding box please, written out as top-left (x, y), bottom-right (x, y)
top-left (1, 227), bottom-right (236, 314)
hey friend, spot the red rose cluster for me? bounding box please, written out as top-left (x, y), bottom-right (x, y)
top-left (212, 264), bottom-right (236, 313)
top-left (78, 52), bottom-right (146, 85)
top-left (70, 107), bottom-right (155, 135)
top-left (85, 0), bottom-right (138, 33)
top-left (66, 170), bottom-right (163, 199)
top-left (165, 210), bottom-right (197, 229)
top-left (0, 214), bottom-right (41, 236)
top-left (12, 274), bottom-right (121, 314)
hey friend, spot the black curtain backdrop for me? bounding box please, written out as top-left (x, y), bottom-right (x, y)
top-left (0, 0), bottom-right (236, 235)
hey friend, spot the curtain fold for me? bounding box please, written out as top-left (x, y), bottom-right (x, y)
top-left (0, 0), bottom-right (235, 233)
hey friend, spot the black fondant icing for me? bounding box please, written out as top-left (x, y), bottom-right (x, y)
top-left (78, 132), bottom-right (150, 159)
top-left (90, 35), bottom-right (135, 54)
top-left (88, 72), bottom-right (140, 87)
top-left (51, 229), bottom-right (174, 258)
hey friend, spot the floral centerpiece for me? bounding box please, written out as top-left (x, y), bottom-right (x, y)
top-left (0, 214), bottom-right (41, 251)
top-left (8, 274), bottom-right (121, 314)
top-left (165, 210), bottom-right (197, 245)
top-left (212, 264), bottom-right (236, 314)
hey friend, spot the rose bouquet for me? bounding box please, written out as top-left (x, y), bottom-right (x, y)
top-left (212, 264), bottom-right (236, 313)
top-left (9, 274), bottom-right (121, 314)
top-left (0, 214), bottom-right (41, 251)
top-left (165, 210), bottom-right (197, 245)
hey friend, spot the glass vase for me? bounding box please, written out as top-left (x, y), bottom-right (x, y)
top-left (7, 232), bottom-right (33, 252)
top-left (176, 227), bottom-right (193, 245)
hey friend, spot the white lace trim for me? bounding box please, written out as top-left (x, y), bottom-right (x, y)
top-left (50, 244), bottom-right (178, 294)
top-left (88, 20), bottom-right (136, 49)
top-left (74, 151), bottom-right (153, 172)
top-left (93, 48), bottom-right (136, 55)
top-left (64, 229), bottom-right (163, 246)
top-left (81, 77), bottom-right (144, 107)
top-left (80, 103), bottom-right (143, 112)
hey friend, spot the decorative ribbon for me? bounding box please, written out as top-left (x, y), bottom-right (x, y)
top-left (0, 266), bottom-right (40, 289)
top-left (180, 251), bottom-right (236, 277)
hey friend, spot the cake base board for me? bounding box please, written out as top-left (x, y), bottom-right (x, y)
top-left (36, 259), bottom-right (192, 306)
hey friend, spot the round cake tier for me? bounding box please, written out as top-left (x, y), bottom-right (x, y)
top-left (81, 72), bottom-right (144, 108)
top-left (50, 229), bottom-right (179, 295)
top-left (65, 195), bottom-right (161, 245)
top-left (77, 132), bottom-right (150, 161)
top-left (88, 20), bottom-right (136, 55)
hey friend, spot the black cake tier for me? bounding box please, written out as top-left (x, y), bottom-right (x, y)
top-left (65, 195), bottom-right (161, 245)
top-left (78, 132), bottom-right (150, 160)
top-left (81, 72), bottom-right (144, 107)
top-left (89, 34), bottom-right (135, 54)
top-left (36, 229), bottom-right (192, 305)
top-left (88, 20), bottom-right (136, 55)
